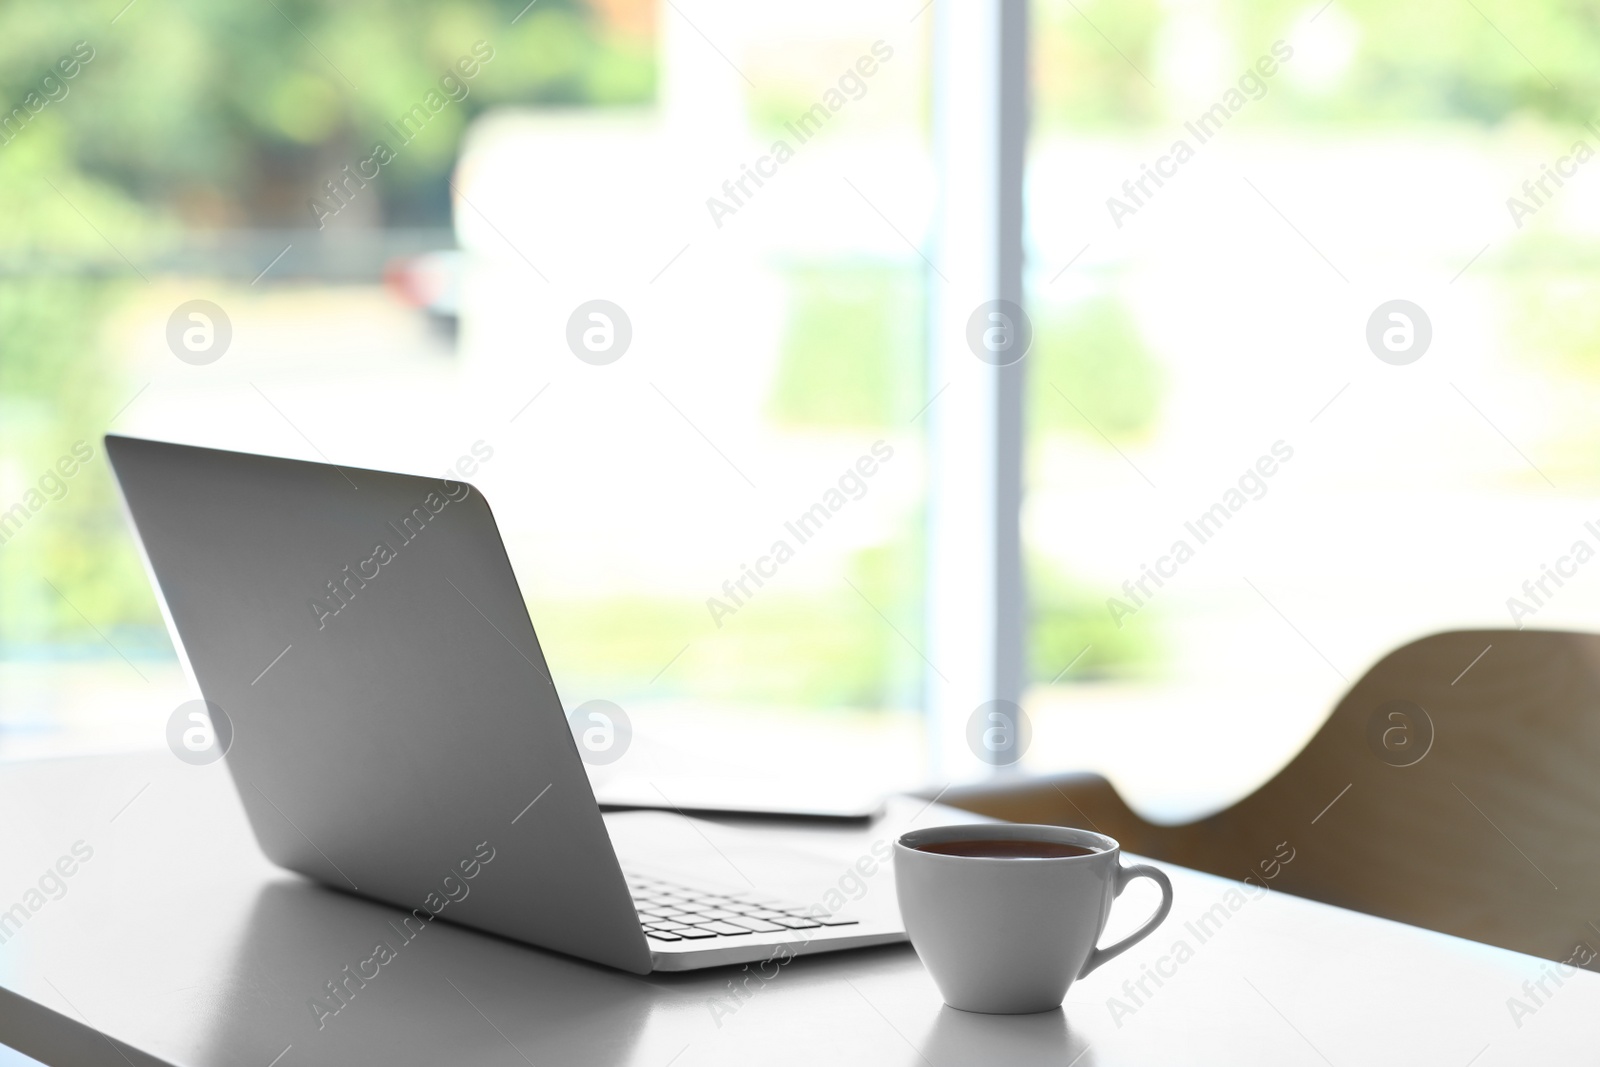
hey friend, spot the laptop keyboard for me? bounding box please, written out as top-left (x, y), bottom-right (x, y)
top-left (626, 873), bottom-right (859, 943)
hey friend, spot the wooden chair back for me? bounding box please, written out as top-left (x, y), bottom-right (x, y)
top-left (941, 630), bottom-right (1600, 967)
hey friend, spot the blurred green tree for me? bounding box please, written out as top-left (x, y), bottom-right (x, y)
top-left (1036, 0), bottom-right (1599, 130)
top-left (0, 0), bottom-right (654, 227)
top-left (0, 0), bottom-right (654, 655)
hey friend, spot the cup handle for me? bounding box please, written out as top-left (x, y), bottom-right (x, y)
top-left (1077, 862), bottom-right (1174, 979)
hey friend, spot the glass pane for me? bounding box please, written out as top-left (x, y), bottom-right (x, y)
top-left (455, 6), bottom-right (933, 789)
top-left (1026, 0), bottom-right (1590, 815)
top-left (1, 2), bottom-right (932, 792)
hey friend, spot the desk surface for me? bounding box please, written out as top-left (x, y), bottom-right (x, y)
top-left (1, 752), bottom-right (1594, 1066)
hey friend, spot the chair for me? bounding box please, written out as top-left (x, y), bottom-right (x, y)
top-left (937, 629), bottom-right (1600, 969)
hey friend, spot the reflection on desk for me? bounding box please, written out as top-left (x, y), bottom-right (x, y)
top-left (0, 752), bottom-right (1595, 1066)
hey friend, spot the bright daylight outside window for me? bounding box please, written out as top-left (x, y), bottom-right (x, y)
top-left (10, 0), bottom-right (1595, 809)
top-left (0, 2), bottom-right (933, 792)
top-left (1022, 0), bottom-right (1600, 816)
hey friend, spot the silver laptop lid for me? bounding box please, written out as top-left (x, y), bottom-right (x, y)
top-left (105, 434), bottom-right (652, 974)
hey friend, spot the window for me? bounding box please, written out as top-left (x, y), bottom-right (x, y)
top-left (0, 2), bottom-right (935, 792)
top-left (1025, 0), bottom-right (1600, 816)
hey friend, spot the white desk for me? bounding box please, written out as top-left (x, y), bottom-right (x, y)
top-left (1, 752), bottom-right (1594, 1065)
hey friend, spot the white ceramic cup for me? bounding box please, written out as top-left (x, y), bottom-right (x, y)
top-left (895, 823), bottom-right (1174, 1014)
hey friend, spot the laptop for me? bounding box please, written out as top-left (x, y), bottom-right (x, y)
top-left (105, 434), bottom-right (906, 973)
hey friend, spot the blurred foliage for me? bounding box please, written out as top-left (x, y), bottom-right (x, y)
top-left (1034, 0), bottom-right (1165, 129)
top-left (0, 126), bottom-right (166, 650)
top-left (1028, 558), bottom-right (1158, 683)
top-left (0, 0), bottom-right (652, 658)
top-left (0, 0), bottom-right (654, 228)
top-left (742, 38), bottom-right (915, 137)
top-left (768, 262), bottom-right (924, 429)
top-left (1026, 0), bottom-right (1600, 685)
top-left (1504, 272), bottom-right (1600, 375)
top-left (1030, 292), bottom-right (1163, 440)
top-left (7, 0), bottom-right (1600, 690)
top-left (1036, 0), bottom-right (1600, 130)
top-left (0, 431), bottom-right (167, 656)
top-left (1238, 0), bottom-right (1585, 126)
top-left (1494, 259), bottom-right (1600, 484)
top-left (533, 530), bottom-right (925, 710)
